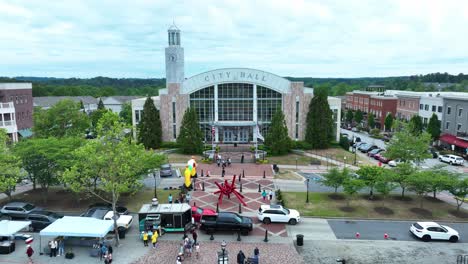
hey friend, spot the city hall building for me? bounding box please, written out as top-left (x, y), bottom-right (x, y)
top-left (132, 25), bottom-right (341, 144)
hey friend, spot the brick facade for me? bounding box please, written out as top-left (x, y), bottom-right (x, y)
top-left (0, 84), bottom-right (33, 130)
top-left (396, 95), bottom-right (420, 121)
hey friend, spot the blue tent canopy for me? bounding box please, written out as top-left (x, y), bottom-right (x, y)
top-left (40, 216), bottom-right (113, 237)
top-left (0, 220), bottom-right (31, 236)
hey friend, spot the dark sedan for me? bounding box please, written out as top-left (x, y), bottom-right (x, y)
top-left (360, 144), bottom-right (378, 153)
top-left (26, 211), bottom-right (63, 231)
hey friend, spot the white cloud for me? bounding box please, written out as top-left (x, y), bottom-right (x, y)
top-left (0, 0), bottom-right (467, 78)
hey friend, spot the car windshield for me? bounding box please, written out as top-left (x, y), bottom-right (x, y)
top-left (161, 165), bottom-right (171, 170)
top-left (234, 215), bottom-right (242, 223)
top-left (23, 204), bottom-right (35, 211)
top-left (283, 209), bottom-right (290, 214)
top-left (413, 223), bottom-right (423, 229)
top-left (196, 208), bottom-right (203, 214)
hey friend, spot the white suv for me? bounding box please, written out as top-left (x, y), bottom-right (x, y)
top-left (257, 205), bottom-right (300, 225)
top-left (410, 222), bottom-right (459, 242)
top-left (439, 154), bottom-right (464, 165)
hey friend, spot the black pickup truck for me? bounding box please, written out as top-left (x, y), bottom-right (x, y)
top-left (200, 212), bottom-right (253, 235)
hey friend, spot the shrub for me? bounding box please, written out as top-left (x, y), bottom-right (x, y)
top-left (370, 128), bottom-right (382, 138)
top-left (160, 141), bottom-right (179, 149)
top-left (339, 136), bottom-right (350, 150)
top-left (292, 140), bottom-right (313, 150)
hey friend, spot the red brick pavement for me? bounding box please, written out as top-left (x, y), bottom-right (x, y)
top-left (197, 163), bottom-right (273, 178)
top-left (132, 241), bottom-right (304, 264)
top-left (191, 178), bottom-right (288, 238)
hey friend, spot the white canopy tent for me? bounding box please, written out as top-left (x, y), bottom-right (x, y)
top-left (39, 216), bottom-right (114, 253)
top-left (0, 220), bottom-right (31, 237)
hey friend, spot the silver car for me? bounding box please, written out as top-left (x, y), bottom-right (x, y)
top-left (1, 202), bottom-right (39, 219)
top-left (160, 164), bottom-right (173, 177)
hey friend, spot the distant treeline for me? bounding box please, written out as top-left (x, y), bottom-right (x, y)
top-left (0, 72), bottom-right (466, 97)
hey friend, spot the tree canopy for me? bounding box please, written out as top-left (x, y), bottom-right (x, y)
top-left (354, 110), bottom-right (363, 124)
top-left (177, 108), bottom-right (204, 154)
top-left (265, 110), bottom-right (291, 155)
top-left (386, 124), bottom-right (431, 163)
top-left (0, 129), bottom-right (23, 200)
top-left (119, 102), bottom-right (132, 125)
top-left (321, 167), bottom-right (350, 193)
top-left (384, 113), bottom-right (393, 131)
top-left (33, 99), bottom-right (90, 138)
top-left (427, 113), bottom-right (441, 140)
top-left (305, 87), bottom-right (334, 149)
top-left (367, 113), bottom-right (375, 129)
top-left (408, 115), bottom-right (424, 136)
top-left (346, 110), bottom-right (353, 124)
top-left (138, 97), bottom-right (162, 149)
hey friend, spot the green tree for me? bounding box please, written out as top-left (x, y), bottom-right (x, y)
top-left (384, 113), bottom-right (393, 132)
top-left (367, 113), bottom-right (375, 129)
top-left (305, 87), bottom-right (334, 149)
top-left (386, 124), bottom-right (431, 163)
top-left (354, 109), bottom-right (363, 124)
top-left (426, 167), bottom-right (456, 198)
top-left (356, 165), bottom-right (385, 199)
top-left (346, 110), bottom-right (354, 124)
top-left (0, 129), bottom-right (23, 200)
top-left (138, 97), bottom-right (162, 149)
top-left (33, 99), bottom-right (90, 138)
top-left (426, 113), bottom-right (441, 140)
top-left (392, 162), bottom-right (417, 198)
top-left (90, 109), bottom-right (109, 129)
top-left (79, 100), bottom-right (85, 111)
top-left (14, 137), bottom-right (84, 202)
top-left (375, 173), bottom-right (398, 207)
top-left (448, 178), bottom-right (468, 212)
top-left (409, 115), bottom-right (423, 136)
top-left (97, 98), bottom-right (105, 110)
top-left (265, 110), bottom-right (291, 155)
top-left (407, 171), bottom-right (432, 208)
top-left (321, 167), bottom-right (350, 193)
top-left (119, 102), bottom-right (132, 125)
top-left (177, 108), bottom-right (204, 154)
top-left (63, 112), bottom-right (166, 246)
top-left (342, 178), bottom-right (365, 207)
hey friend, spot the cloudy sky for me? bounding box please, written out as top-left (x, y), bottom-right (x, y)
top-left (1, 0), bottom-right (467, 78)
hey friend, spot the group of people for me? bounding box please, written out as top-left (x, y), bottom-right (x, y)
top-left (97, 243), bottom-right (113, 264)
top-left (261, 189), bottom-right (274, 201)
top-left (47, 237), bottom-right (65, 257)
top-left (216, 154), bottom-right (232, 168)
top-left (237, 247), bottom-right (260, 264)
top-left (177, 230), bottom-right (200, 263)
top-left (168, 192), bottom-right (191, 204)
top-left (141, 229), bottom-right (159, 248)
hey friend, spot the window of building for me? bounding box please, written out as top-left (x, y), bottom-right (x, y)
top-left (172, 102), bottom-right (177, 123)
top-left (173, 124), bottom-right (177, 139)
top-left (295, 101), bottom-right (299, 123)
top-left (458, 108), bottom-right (463, 117)
top-left (135, 110), bottom-right (141, 123)
top-left (420, 104), bottom-right (423, 110)
top-left (457, 123), bottom-right (462, 131)
top-left (446, 122), bottom-right (450, 130)
top-left (447, 106), bottom-right (451, 115)
top-left (424, 104), bottom-right (429, 111)
top-left (423, 118), bottom-right (428, 124)
top-left (295, 124), bottom-right (299, 139)
top-left (438, 106), bottom-right (442, 113)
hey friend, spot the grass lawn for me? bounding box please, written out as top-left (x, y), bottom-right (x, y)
top-left (306, 148), bottom-right (373, 166)
top-left (274, 170), bottom-right (304, 181)
top-left (267, 153), bottom-right (322, 166)
top-left (282, 192), bottom-right (468, 221)
top-left (167, 153), bottom-right (203, 164)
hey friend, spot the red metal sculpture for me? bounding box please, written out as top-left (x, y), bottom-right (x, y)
top-left (214, 175), bottom-right (247, 206)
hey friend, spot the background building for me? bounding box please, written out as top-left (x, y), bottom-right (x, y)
top-left (132, 25), bottom-right (341, 144)
top-left (0, 83), bottom-right (33, 141)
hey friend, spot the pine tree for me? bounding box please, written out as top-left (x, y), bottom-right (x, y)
top-left (137, 97), bottom-right (162, 149)
top-left (305, 87), bottom-right (334, 149)
top-left (265, 110), bottom-right (291, 155)
top-left (367, 113), bottom-right (375, 129)
top-left (427, 113), bottom-right (441, 140)
top-left (346, 110), bottom-right (354, 124)
top-left (409, 115), bottom-right (423, 136)
top-left (177, 108), bottom-right (204, 154)
top-left (97, 98), bottom-right (105, 110)
top-left (384, 113), bottom-right (393, 132)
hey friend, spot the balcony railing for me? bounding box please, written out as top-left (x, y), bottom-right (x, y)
top-left (0, 120), bottom-right (16, 127)
top-left (0, 102), bottom-right (14, 109)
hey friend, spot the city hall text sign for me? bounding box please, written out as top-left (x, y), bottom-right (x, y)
top-left (182, 68), bottom-right (291, 94)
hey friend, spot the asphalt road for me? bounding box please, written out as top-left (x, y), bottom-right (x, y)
top-left (328, 219), bottom-right (468, 243)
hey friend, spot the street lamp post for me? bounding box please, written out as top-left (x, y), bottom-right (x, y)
top-left (152, 170), bottom-right (158, 199)
top-left (306, 178), bottom-right (310, 203)
top-left (295, 158), bottom-right (298, 170)
top-left (221, 240), bottom-right (227, 264)
top-left (352, 136), bottom-right (357, 165)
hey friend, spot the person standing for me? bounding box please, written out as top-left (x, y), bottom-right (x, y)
top-left (26, 244), bottom-right (34, 263)
top-left (50, 239), bottom-right (57, 257)
top-left (269, 190), bottom-right (274, 201)
top-left (227, 158), bottom-right (231, 166)
top-left (261, 189), bottom-right (267, 201)
top-left (58, 238), bottom-right (65, 256)
top-left (241, 154), bottom-right (244, 163)
top-left (168, 194), bottom-right (173, 204)
top-left (222, 167), bottom-right (225, 177)
top-left (195, 242), bottom-right (200, 259)
top-left (142, 231), bottom-right (149, 247)
top-left (100, 244), bottom-right (108, 260)
top-left (152, 230), bottom-right (158, 248)
top-left (237, 250), bottom-right (246, 264)
top-left (254, 247), bottom-right (259, 262)
top-left (192, 230), bottom-right (198, 245)
top-left (186, 193), bottom-right (191, 204)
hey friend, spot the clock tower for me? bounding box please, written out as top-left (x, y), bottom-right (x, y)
top-left (165, 24), bottom-right (184, 86)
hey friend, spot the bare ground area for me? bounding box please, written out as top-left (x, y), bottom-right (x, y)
top-left (306, 148), bottom-right (374, 166)
top-left (167, 153), bottom-right (203, 164)
top-left (274, 170), bottom-right (304, 181)
top-left (298, 240), bottom-right (468, 264)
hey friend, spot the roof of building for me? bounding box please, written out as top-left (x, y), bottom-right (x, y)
top-left (33, 96), bottom-right (97, 108)
top-left (0, 83), bottom-right (32, 90)
top-left (102, 96), bottom-right (140, 103)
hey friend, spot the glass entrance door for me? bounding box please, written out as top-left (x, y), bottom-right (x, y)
top-left (220, 127), bottom-right (251, 143)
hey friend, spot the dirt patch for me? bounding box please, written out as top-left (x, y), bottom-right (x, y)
top-left (328, 193), bottom-right (345, 200)
top-left (449, 209), bottom-right (468, 218)
top-left (360, 194), bottom-right (383, 201)
top-left (339, 206), bottom-right (356, 212)
top-left (374, 206), bottom-right (394, 215)
top-left (424, 196), bottom-right (444, 203)
top-left (409, 207), bottom-right (433, 217)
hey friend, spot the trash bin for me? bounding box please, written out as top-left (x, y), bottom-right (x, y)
top-left (118, 229), bottom-right (126, 239)
top-left (296, 234), bottom-right (304, 246)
